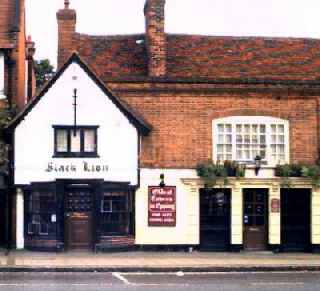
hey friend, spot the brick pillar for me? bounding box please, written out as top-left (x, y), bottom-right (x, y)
top-left (56, 0), bottom-right (76, 68)
top-left (144, 0), bottom-right (166, 78)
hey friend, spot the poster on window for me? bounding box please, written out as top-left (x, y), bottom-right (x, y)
top-left (148, 186), bottom-right (176, 227)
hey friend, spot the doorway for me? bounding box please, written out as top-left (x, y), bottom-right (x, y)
top-left (65, 186), bottom-right (93, 250)
top-left (281, 189), bottom-right (311, 251)
top-left (200, 188), bottom-right (231, 250)
top-left (243, 189), bottom-right (268, 251)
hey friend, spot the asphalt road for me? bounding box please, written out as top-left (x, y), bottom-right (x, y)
top-left (0, 271), bottom-right (319, 291)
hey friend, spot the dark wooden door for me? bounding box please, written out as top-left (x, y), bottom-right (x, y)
top-left (243, 189), bottom-right (268, 251)
top-left (65, 188), bottom-right (93, 250)
top-left (281, 189), bottom-right (311, 251)
top-left (200, 189), bottom-right (231, 250)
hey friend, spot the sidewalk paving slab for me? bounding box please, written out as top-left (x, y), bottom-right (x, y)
top-left (0, 250), bottom-right (320, 272)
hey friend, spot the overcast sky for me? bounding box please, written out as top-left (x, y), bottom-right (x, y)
top-left (26, 0), bottom-right (320, 68)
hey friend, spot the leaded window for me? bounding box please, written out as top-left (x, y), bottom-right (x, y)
top-left (100, 191), bottom-right (132, 235)
top-left (26, 190), bottom-right (57, 237)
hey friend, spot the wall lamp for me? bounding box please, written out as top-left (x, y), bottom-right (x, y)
top-left (254, 155), bottom-right (262, 176)
top-left (159, 173), bottom-right (165, 187)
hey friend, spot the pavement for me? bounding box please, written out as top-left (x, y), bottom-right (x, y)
top-left (1, 250), bottom-right (320, 272)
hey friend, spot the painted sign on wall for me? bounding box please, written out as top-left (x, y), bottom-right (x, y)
top-left (148, 186), bottom-right (176, 227)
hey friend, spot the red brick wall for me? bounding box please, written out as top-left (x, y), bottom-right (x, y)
top-left (0, 0), bottom-right (27, 109)
top-left (13, 0), bottom-right (27, 109)
top-left (57, 6), bottom-right (76, 68)
top-left (109, 85), bottom-right (319, 168)
top-left (144, 0), bottom-right (166, 77)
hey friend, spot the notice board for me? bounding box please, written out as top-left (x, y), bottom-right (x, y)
top-left (148, 186), bottom-right (176, 226)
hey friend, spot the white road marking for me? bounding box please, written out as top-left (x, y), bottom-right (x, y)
top-left (176, 271), bottom-right (184, 277)
top-left (112, 272), bottom-right (131, 285)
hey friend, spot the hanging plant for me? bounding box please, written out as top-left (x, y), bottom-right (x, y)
top-left (196, 160), bottom-right (245, 188)
top-left (301, 165), bottom-right (320, 188)
top-left (275, 163), bottom-right (320, 188)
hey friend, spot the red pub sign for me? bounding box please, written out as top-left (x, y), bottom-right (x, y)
top-left (148, 186), bottom-right (176, 227)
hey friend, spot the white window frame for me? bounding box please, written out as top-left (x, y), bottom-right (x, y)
top-left (212, 116), bottom-right (289, 166)
top-left (0, 52), bottom-right (6, 99)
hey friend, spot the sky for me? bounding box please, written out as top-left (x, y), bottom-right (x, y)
top-left (26, 0), bottom-right (320, 68)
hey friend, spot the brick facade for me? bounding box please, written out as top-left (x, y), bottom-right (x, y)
top-left (56, 0), bottom-right (320, 169)
top-left (0, 0), bottom-right (31, 109)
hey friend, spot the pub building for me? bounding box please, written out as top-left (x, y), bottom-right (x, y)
top-left (6, 0), bottom-right (320, 252)
top-left (8, 54), bottom-right (151, 251)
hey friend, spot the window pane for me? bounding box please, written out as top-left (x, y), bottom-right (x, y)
top-left (70, 129), bottom-right (81, 152)
top-left (225, 124), bottom-right (232, 133)
top-left (56, 129), bottom-right (68, 152)
top-left (84, 129), bottom-right (96, 152)
top-left (278, 135), bottom-right (284, 143)
top-left (278, 125), bottom-right (284, 133)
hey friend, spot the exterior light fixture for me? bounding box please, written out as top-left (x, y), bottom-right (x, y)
top-left (254, 155), bottom-right (262, 176)
top-left (159, 173), bottom-right (165, 187)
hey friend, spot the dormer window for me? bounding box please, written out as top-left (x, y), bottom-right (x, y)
top-left (53, 125), bottom-right (98, 158)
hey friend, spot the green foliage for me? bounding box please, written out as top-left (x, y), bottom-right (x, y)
top-left (0, 100), bottom-right (15, 174)
top-left (301, 165), bottom-right (320, 188)
top-left (275, 163), bottom-right (320, 188)
top-left (34, 59), bottom-right (55, 90)
top-left (196, 160), bottom-right (245, 188)
top-left (0, 100), bottom-right (16, 129)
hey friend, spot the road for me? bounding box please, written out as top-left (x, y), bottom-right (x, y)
top-left (0, 271), bottom-right (319, 290)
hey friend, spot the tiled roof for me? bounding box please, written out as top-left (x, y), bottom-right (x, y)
top-left (74, 33), bottom-right (320, 83)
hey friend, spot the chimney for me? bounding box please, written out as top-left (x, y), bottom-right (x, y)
top-left (144, 0), bottom-right (166, 78)
top-left (56, 0), bottom-right (76, 68)
top-left (26, 35), bottom-right (36, 102)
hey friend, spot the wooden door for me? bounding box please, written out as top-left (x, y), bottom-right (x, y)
top-left (65, 188), bottom-right (93, 250)
top-left (243, 189), bottom-right (268, 251)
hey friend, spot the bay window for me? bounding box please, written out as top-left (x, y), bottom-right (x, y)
top-left (213, 116), bottom-right (289, 165)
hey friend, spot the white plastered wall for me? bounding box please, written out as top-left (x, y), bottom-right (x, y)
top-left (312, 188), bottom-right (320, 244)
top-left (14, 62), bottom-right (138, 185)
top-left (136, 169), bottom-right (199, 245)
